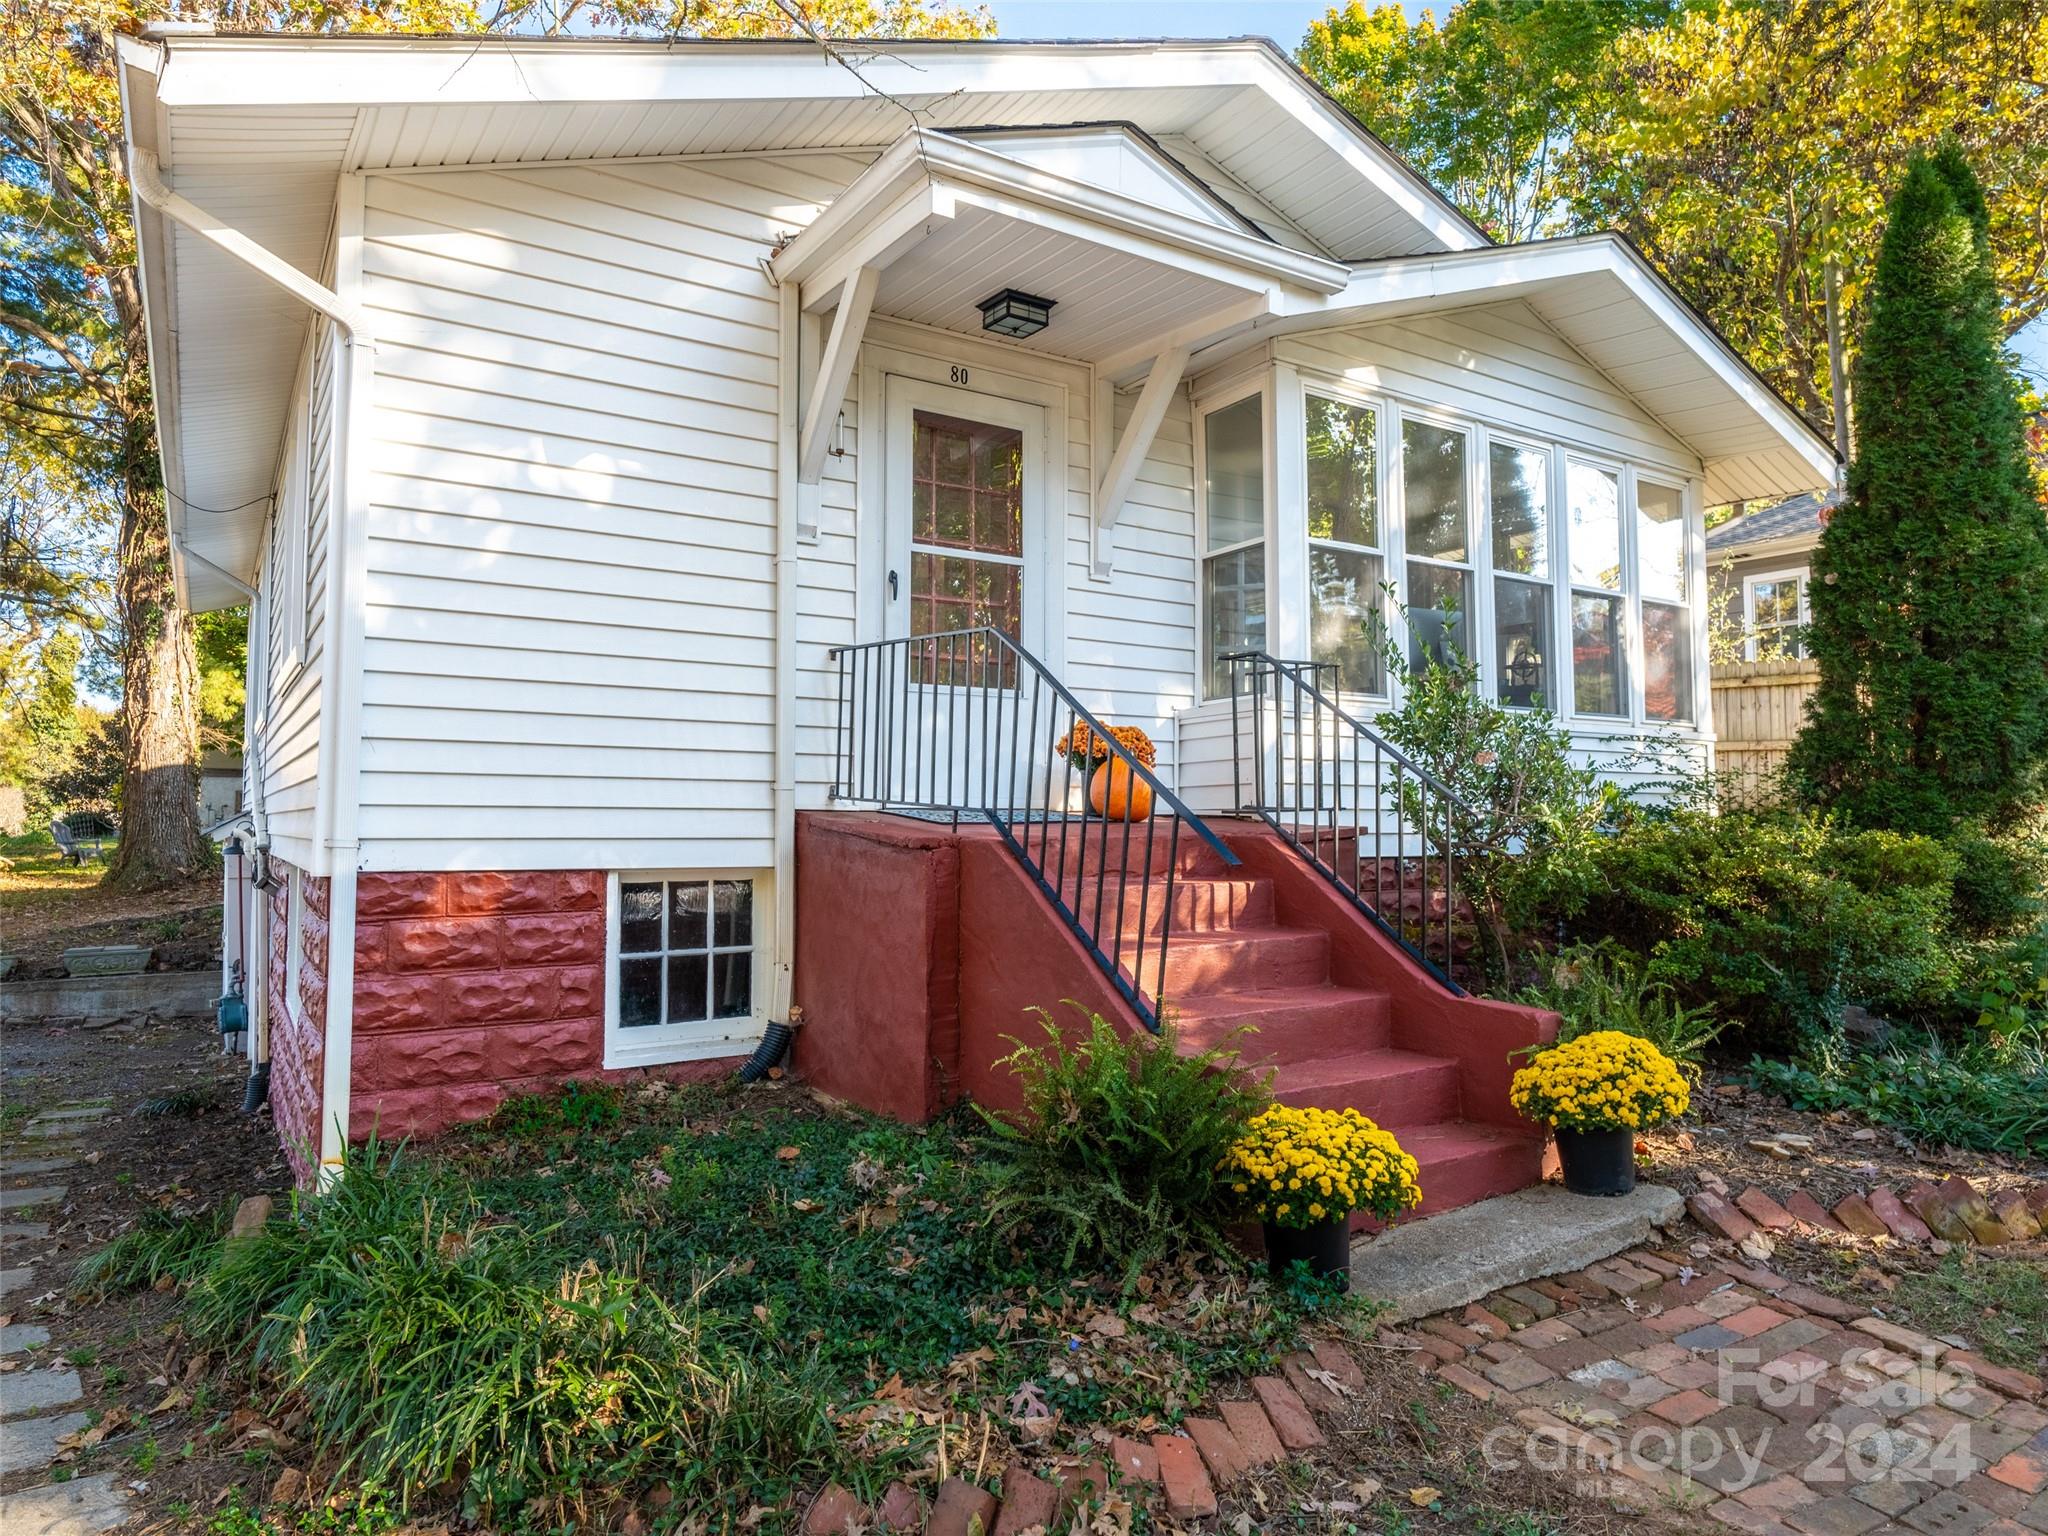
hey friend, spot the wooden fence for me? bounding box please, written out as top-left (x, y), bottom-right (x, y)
top-left (1710, 658), bottom-right (1820, 805)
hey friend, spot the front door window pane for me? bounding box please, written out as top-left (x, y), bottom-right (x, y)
top-left (1636, 480), bottom-right (1686, 600)
top-left (1306, 395), bottom-right (1377, 547)
top-left (1490, 442), bottom-right (1549, 577)
top-left (1571, 593), bottom-right (1625, 716)
top-left (1402, 419), bottom-right (1468, 561)
top-left (1494, 578), bottom-right (1552, 708)
top-left (1406, 562), bottom-right (1470, 674)
top-left (1567, 462), bottom-right (1622, 590)
top-left (1642, 601), bottom-right (1692, 721)
top-left (1310, 545), bottom-right (1385, 693)
top-left (1205, 545), bottom-right (1266, 696)
top-left (1204, 395), bottom-right (1265, 547)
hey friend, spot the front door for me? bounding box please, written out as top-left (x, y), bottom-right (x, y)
top-left (883, 376), bottom-right (1046, 654)
top-left (870, 375), bottom-right (1048, 809)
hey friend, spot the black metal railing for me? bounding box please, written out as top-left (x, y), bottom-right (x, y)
top-left (829, 626), bottom-right (1239, 1030)
top-left (1224, 651), bottom-right (1471, 993)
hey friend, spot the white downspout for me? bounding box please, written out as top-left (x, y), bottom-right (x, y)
top-left (769, 283), bottom-right (801, 1022)
top-left (132, 147), bottom-right (374, 1186)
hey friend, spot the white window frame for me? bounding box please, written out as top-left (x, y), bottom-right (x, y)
top-left (603, 870), bottom-right (769, 1069)
top-left (1742, 566), bottom-right (1811, 661)
top-left (1479, 429), bottom-right (1560, 711)
top-left (1391, 403), bottom-right (1479, 688)
top-left (1561, 454), bottom-right (1631, 721)
top-left (1301, 382), bottom-right (1392, 699)
top-left (1194, 377), bottom-right (1273, 702)
top-left (1631, 471), bottom-right (1695, 724)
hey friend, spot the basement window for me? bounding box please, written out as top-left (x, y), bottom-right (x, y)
top-left (606, 875), bottom-right (763, 1068)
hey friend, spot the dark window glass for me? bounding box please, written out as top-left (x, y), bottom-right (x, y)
top-left (620, 882), bottom-right (663, 953)
top-left (1309, 545), bottom-right (1384, 693)
top-left (1643, 601), bottom-right (1693, 722)
top-left (712, 953), bottom-right (752, 1019)
top-left (1495, 578), bottom-right (1552, 708)
top-left (1572, 593), bottom-right (1625, 716)
top-left (666, 953), bottom-right (709, 1023)
top-left (669, 881), bottom-right (709, 949)
top-left (1405, 562), bottom-right (1470, 674)
top-left (1402, 419), bottom-right (1468, 561)
top-left (618, 956), bottom-right (662, 1029)
top-left (713, 880), bottom-right (752, 947)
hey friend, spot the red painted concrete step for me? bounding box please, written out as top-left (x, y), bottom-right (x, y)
top-left (1391, 1122), bottom-right (1547, 1219)
top-left (1171, 986), bottom-right (1395, 1060)
top-left (1273, 1048), bottom-right (1464, 1127)
top-left (1110, 876), bottom-right (1277, 936)
top-left (1118, 926), bottom-right (1332, 995)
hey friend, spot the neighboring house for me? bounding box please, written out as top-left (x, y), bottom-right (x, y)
top-left (198, 748), bottom-right (244, 826)
top-left (119, 28), bottom-right (1836, 1199)
top-left (1706, 489), bottom-right (1836, 660)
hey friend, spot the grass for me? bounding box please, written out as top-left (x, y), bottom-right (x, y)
top-left (1887, 1251), bottom-right (2048, 1371)
top-left (1745, 1027), bottom-right (2048, 1154)
top-left (152, 1078), bottom-right (1354, 1525)
top-left (73, 1204), bottom-right (232, 1296)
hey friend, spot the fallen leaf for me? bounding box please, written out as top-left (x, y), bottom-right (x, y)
top-left (1349, 1478), bottom-right (1383, 1501)
top-left (1408, 1487), bottom-right (1442, 1508)
top-left (1085, 1313), bottom-right (1127, 1340)
top-left (776, 1146), bottom-right (801, 1161)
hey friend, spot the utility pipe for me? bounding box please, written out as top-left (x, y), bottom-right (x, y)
top-left (768, 280), bottom-right (801, 1031)
top-left (132, 146), bottom-right (375, 1185)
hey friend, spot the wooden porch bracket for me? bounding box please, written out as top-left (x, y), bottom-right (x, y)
top-left (1092, 343), bottom-right (1191, 577)
top-left (798, 263), bottom-right (879, 487)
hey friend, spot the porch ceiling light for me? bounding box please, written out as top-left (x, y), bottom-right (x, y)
top-left (979, 289), bottom-right (1055, 339)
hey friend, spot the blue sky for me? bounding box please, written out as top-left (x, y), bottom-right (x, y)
top-left (982, 0), bottom-right (2048, 389)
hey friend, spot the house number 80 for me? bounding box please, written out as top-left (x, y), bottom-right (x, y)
top-left (949, 365), bottom-right (970, 385)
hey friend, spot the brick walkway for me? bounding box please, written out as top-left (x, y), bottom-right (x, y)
top-left (1391, 1248), bottom-right (2048, 1534)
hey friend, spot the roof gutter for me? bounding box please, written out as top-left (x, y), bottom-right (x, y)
top-left (129, 143), bottom-right (373, 1188)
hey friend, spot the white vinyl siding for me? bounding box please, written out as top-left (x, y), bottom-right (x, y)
top-left (254, 325), bottom-right (334, 871)
top-left (358, 156), bottom-right (866, 873)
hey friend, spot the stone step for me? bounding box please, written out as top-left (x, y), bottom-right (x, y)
top-left (1118, 926), bottom-right (1331, 996)
top-left (1272, 1047), bottom-right (1464, 1128)
top-left (1391, 1122), bottom-right (1550, 1221)
top-left (1102, 876), bottom-right (1277, 938)
top-left (1171, 985), bottom-right (1394, 1060)
top-left (0, 1470), bottom-right (131, 1536)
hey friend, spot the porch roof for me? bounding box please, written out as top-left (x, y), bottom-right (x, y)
top-left (766, 128), bottom-right (1350, 362)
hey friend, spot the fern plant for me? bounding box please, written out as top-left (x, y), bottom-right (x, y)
top-left (1519, 941), bottom-right (1725, 1078)
top-left (975, 1006), bottom-right (1271, 1283)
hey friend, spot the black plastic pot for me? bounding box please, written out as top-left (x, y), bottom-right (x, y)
top-left (1263, 1215), bottom-right (1351, 1286)
top-left (1555, 1127), bottom-right (1637, 1197)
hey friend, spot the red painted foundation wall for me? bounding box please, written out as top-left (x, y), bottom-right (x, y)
top-left (792, 814), bottom-right (1143, 1124)
top-left (266, 866), bottom-right (329, 1185)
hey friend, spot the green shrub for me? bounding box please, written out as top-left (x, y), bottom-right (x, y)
top-left (1371, 647), bottom-right (1607, 980)
top-left (185, 1140), bottom-right (828, 1512)
top-left (72, 1204), bottom-right (230, 1296)
top-left (1517, 942), bottom-right (1724, 1077)
top-left (976, 1007), bottom-right (1270, 1282)
top-left (1748, 1028), bottom-right (2048, 1156)
top-left (1514, 808), bottom-right (1963, 1045)
top-left (1945, 823), bottom-right (2048, 938)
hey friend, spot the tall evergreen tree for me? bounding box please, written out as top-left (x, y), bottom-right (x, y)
top-left (1787, 144), bottom-right (2048, 833)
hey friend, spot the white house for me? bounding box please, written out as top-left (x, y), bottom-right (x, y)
top-left (120, 28), bottom-right (1836, 1194)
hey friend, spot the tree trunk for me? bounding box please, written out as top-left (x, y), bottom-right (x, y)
top-left (104, 442), bottom-right (208, 890)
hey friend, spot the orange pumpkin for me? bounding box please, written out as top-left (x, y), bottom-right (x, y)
top-left (1088, 758), bottom-right (1155, 822)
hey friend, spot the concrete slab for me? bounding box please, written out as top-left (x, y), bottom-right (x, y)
top-left (0, 1157), bottom-right (78, 1178)
top-left (0, 1323), bottom-right (51, 1354)
top-left (1, 1223), bottom-right (52, 1241)
top-left (1350, 1182), bottom-right (1686, 1324)
top-left (0, 1187), bottom-right (64, 1211)
top-left (2, 970), bottom-right (215, 1021)
top-left (24, 1109), bottom-right (110, 1128)
top-left (0, 1370), bottom-right (82, 1419)
top-left (0, 1472), bottom-right (131, 1536)
top-left (0, 1267), bottom-right (34, 1298)
top-left (0, 1411), bottom-right (92, 1475)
